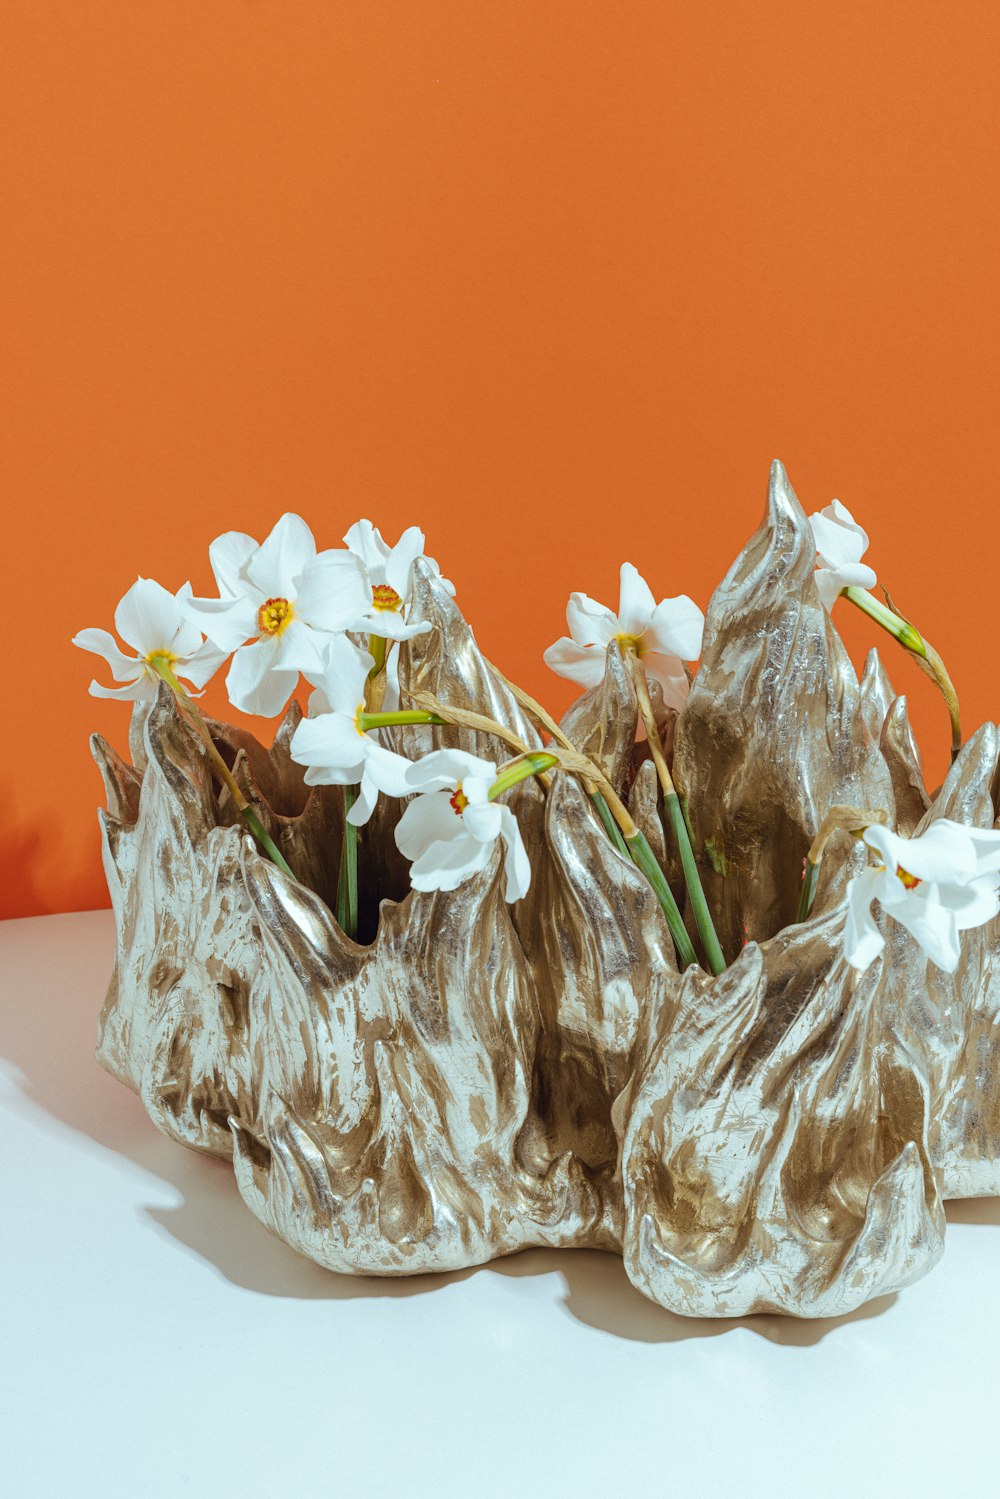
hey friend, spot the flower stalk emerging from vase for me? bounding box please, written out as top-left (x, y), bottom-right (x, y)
top-left (147, 656), bottom-right (295, 879)
top-left (808, 500), bottom-right (963, 759)
top-left (75, 486), bottom-right (1000, 982)
top-left (627, 651), bottom-right (726, 974)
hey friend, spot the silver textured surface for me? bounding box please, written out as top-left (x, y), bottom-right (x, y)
top-left (93, 459), bottom-right (1000, 1316)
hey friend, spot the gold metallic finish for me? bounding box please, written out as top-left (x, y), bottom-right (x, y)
top-left (673, 460), bottom-right (895, 959)
top-left (93, 460), bottom-right (1000, 1316)
top-left (559, 639), bottom-right (639, 794)
top-left (618, 907), bottom-right (946, 1318)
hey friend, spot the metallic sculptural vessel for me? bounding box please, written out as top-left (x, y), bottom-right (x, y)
top-left (92, 462), bottom-right (1000, 1317)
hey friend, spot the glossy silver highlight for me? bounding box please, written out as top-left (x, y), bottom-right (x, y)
top-left (93, 461), bottom-right (1000, 1317)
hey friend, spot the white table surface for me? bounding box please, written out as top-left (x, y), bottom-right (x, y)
top-left (1, 908), bottom-right (998, 1498)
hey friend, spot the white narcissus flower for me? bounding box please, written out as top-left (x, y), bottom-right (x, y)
top-left (845, 819), bottom-right (1000, 973)
top-left (73, 578), bottom-right (226, 701)
top-left (808, 499), bottom-right (878, 611)
top-left (288, 634), bottom-right (413, 826)
top-left (344, 519), bottom-right (454, 642)
top-left (395, 748), bottom-right (531, 902)
top-left (543, 562), bottom-right (704, 711)
top-left (185, 513), bottom-right (369, 717)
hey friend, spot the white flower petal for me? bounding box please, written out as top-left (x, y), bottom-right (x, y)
top-left (179, 638), bottom-right (228, 690)
top-left (814, 567), bottom-right (850, 611)
top-left (498, 803), bottom-right (531, 901)
top-left (350, 608), bottom-right (432, 642)
top-left (809, 501), bottom-right (878, 611)
top-left (89, 671), bottom-right (152, 701)
top-left (209, 531), bottom-right (258, 598)
top-left (891, 885), bottom-right (963, 973)
top-left (184, 596), bottom-right (260, 653)
top-left (72, 628), bottom-right (141, 682)
top-left (385, 526), bottom-right (427, 599)
top-left (864, 821), bottom-right (978, 888)
top-left (404, 748), bottom-right (497, 794)
top-left (938, 875), bottom-right (1000, 932)
top-left (948, 820), bottom-right (1000, 877)
top-left (114, 578), bottom-right (183, 655)
top-left (462, 800), bottom-right (503, 844)
top-left (348, 773), bottom-right (379, 827)
top-left (290, 712), bottom-right (364, 779)
top-left (810, 502), bottom-right (871, 570)
top-left (274, 619), bottom-right (327, 677)
top-left (616, 563), bottom-right (657, 638)
top-left (641, 653), bottom-right (690, 711)
top-left (306, 633), bottom-right (373, 715)
top-left (344, 519), bottom-right (391, 576)
top-left (843, 866), bottom-right (888, 970)
top-left (395, 790), bottom-right (463, 860)
top-left (542, 637), bottom-right (608, 688)
top-left (226, 637), bottom-right (296, 717)
top-left (565, 592), bottom-right (617, 648)
top-left (461, 774), bottom-right (493, 807)
top-left (170, 621), bottom-right (208, 660)
top-left (646, 595), bottom-right (704, 663)
top-left (363, 741), bottom-right (417, 799)
top-left (409, 831), bottom-right (493, 892)
top-left (245, 513), bottom-right (317, 597)
top-left (294, 552), bottom-right (370, 633)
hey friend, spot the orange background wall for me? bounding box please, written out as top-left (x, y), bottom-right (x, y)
top-left (2, 2), bottom-right (998, 920)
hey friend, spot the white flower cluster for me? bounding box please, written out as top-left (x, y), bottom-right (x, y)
top-left (75, 514), bottom-right (701, 906)
top-left (75, 499), bottom-right (1000, 976)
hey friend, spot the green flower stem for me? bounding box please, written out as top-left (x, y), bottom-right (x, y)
top-left (661, 790), bottom-right (727, 975)
top-left (628, 653), bottom-right (726, 975)
top-left (358, 709), bottom-right (446, 730)
top-left (367, 634), bottom-right (388, 678)
top-left (626, 829), bottom-right (698, 970)
top-left (841, 586), bottom-right (925, 654)
top-left (795, 804), bottom-right (888, 926)
top-left (480, 659), bottom-right (638, 861)
top-left (488, 751), bottom-right (559, 800)
top-left (842, 585), bottom-right (962, 760)
top-left (592, 790), bottom-right (630, 856)
top-left (336, 786), bottom-right (359, 940)
top-left (796, 858), bottom-right (821, 923)
top-left (148, 657), bottom-right (295, 879)
top-left (358, 690), bottom-right (696, 966)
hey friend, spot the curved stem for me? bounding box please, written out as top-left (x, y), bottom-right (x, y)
top-left (591, 790), bottom-right (630, 857)
top-left (359, 709), bottom-right (446, 729)
top-left (148, 660), bottom-right (295, 879)
top-left (796, 804), bottom-right (888, 923)
top-left (376, 670), bottom-right (701, 968)
top-left (336, 787), bottom-right (359, 940)
top-left (842, 586), bottom-right (962, 761)
top-left (489, 751), bottom-right (559, 800)
top-left (485, 656), bottom-right (639, 858)
top-left (796, 858), bottom-right (821, 923)
top-left (627, 831), bottom-right (698, 969)
top-left (628, 653), bottom-right (726, 975)
top-left (367, 634), bottom-right (388, 679)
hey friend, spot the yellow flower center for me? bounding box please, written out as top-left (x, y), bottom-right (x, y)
top-left (371, 583), bottom-right (403, 613)
top-left (615, 632), bottom-right (643, 655)
top-left (450, 785), bottom-right (469, 815)
top-left (257, 597), bottom-right (294, 636)
top-left (144, 649), bottom-right (178, 670)
top-left (896, 864), bottom-right (922, 890)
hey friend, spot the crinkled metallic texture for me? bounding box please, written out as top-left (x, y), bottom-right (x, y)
top-left (617, 908), bottom-right (946, 1317)
top-left (94, 461), bottom-right (1000, 1316)
top-left (674, 460), bottom-right (895, 954)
